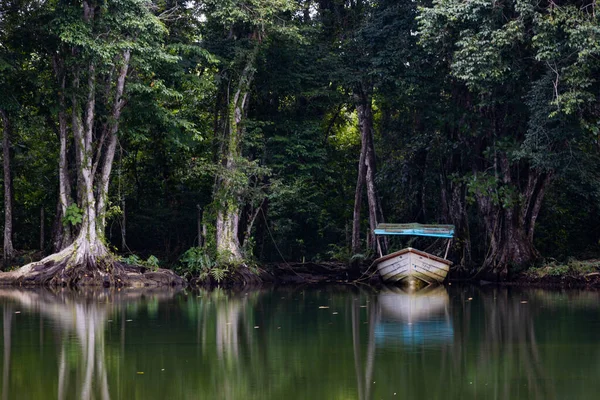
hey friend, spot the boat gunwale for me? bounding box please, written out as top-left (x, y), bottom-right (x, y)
top-left (374, 247), bottom-right (453, 267)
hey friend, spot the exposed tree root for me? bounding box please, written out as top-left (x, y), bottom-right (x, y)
top-left (0, 242), bottom-right (185, 288)
top-left (233, 263), bottom-right (265, 286)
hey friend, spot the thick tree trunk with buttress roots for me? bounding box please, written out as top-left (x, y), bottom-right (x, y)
top-left (477, 165), bottom-right (552, 279)
top-left (0, 30), bottom-right (182, 287)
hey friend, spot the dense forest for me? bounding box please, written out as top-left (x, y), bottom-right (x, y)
top-left (0, 0), bottom-right (599, 284)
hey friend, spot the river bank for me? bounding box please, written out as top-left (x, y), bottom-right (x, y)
top-left (262, 258), bottom-right (600, 290)
top-left (498, 258), bottom-right (600, 289)
top-left (2, 249), bottom-right (600, 289)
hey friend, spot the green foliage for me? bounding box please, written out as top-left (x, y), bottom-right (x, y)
top-left (464, 173), bottom-right (519, 209)
top-left (526, 259), bottom-right (600, 278)
top-left (145, 255), bottom-right (160, 270)
top-left (326, 243), bottom-right (352, 263)
top-left (533, 4), bottom-right (600, 116)
top-left (62, 205), bottom-right (83, 227)
top-left (105, 204), bottom-right (123, 221)
top-left (176, 247), bottom-right (231, 283)
top-left (121, 254), bottom-right (143, 266)
top-left (180, 247), bottom-right (216, 273)
top-left (120, 254), bottom-right (160, 271)
top-left (1, 0), bottom-right (599, 275)
top-left (200, 0), bottom-right (299, 39)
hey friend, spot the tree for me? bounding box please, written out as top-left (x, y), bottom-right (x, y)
top-left (0, 0), bottom-right (26, 266)
top-left (1, 0), bottom-right (183, 286)
top-left (417, 0), bottom-right (599, 276)
top-left (0, 110), bottom-right (14, 266)
top-left (317, 0), bottom-right (408, 258)
top-left (200, 0), bottom-right (297, 264)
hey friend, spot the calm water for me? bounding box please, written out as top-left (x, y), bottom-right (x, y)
top-left (1, 285), bottom-right (599, 399)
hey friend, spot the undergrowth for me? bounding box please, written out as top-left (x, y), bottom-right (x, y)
top-left (175, 247), bottom-right (239, 283)
top-left (120, 254), bottom-right (161, 271)
top-left (525, 259), bottom-right (600, 278)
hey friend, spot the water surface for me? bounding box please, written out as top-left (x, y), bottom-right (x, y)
top-left (1, 285), bottom-right (599, 399)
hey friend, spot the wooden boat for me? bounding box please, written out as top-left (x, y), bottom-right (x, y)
top-left (374, 223), bottom-right (454, 286)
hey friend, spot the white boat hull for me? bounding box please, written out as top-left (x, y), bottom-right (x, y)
top-left (375, 248), bottom-right (451, 285)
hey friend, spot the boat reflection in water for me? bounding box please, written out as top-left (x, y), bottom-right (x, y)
top-left (375, 285), bottom-right (453, 346)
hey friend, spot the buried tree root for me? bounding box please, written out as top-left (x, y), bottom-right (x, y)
top-left (0, 242), bottom-right (185, 288)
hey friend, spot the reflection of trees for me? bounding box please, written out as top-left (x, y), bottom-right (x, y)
top-left (2, 304), bottom-right (12, 400)
top-left (477, 288), bottom-right (551, 400)
top-left (184, 286), bottom-right (374, 399)
top-left (215, 295), bottom-right (246, 361)
top-left (8, 286), bottom-right (595, 399)
top-left (352, 296), bottom-right (378, 400)
top-left (0, 290), bottom-right (110, 399)
top-left (196, 289), bottom-right (272, 399)
top-left (366, 286), bottom-right (569, 400)
top-left (435, 287), bottom-right (554, 400)
top-left (0, 288), bottom-right (179, 400)
top-left (1, 287), bottom-right (372, 399)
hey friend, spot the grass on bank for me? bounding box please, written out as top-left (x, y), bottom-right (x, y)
top-left (525, 259), bottom-right (600, 279)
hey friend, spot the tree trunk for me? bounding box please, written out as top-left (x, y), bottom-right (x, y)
top-left (1, 109), bottom-right (14, 266)
top-left (121, 197), bottom-right (126, 250)
top-left (477, 168), bottom-right (551, 279)
top-left (197, 205), bottom-right (203, 247)
top-left (56, 107), bottom-right (73, 250)
top-left (355, 88), bottom-right (386, 256)
top-left (51, 199), bottom-right (66, 253)
top-left (53, 54), bottom-right (73, 251)
top-left (480, 212), bottom-right (539, 279)
top-left (351, 127), bottom-right (367, 256)
top-left (216, 206), bottom-right (242, 260)
top-left (440, 169), bottom-right (472, 269)
top-left (96, 49), bottom-right (130, 230)
top-left (54, 60), bottom-right (73, 251)
top-left (0, 0), bottom-right (184, 287)
top-left (40, 207), bottom-right (45, 252)
top-left (214, 46), bottom-right (259, 263)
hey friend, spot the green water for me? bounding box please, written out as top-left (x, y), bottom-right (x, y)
top-left (0, 285), bottom-right (599, 399)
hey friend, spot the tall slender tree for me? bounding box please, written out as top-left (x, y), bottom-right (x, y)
top-left (0, 0), bottom-right (19, 266)
top-left (0, 110), bottom-right (14, 265)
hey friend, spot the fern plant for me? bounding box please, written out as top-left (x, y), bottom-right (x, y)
top-left (210, 267), bottom-right (228, 282)
top-left (145, 255), bottom-right (160, 271)
top-left (177, 247), bottom-right (227, 281)
top-left (120, 254), bottom-right (160, 271)
top-left (121, 254), bottom-right (142, 265)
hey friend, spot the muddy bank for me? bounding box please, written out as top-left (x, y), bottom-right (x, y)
top-left (0, 262), bottom-right (186, 288)
top-left (492, 274), bottom-right (600, 290)
top-left (473, 259), bottom-right (600, 289)
top-left (263, 261), bottom-right (382, 286)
